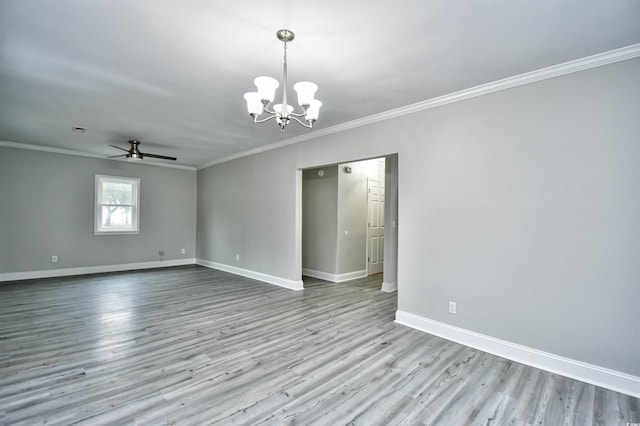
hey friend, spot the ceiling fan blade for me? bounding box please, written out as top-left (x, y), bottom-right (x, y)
top-left (141, 152), bottom-right (177, 161)
top-left (108, 154), bottom-right (127, 158)
top-left (109, 144), bottom-right (130, 152)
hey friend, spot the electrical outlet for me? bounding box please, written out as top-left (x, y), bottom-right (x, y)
top-left (236, 254), bottom-right (240, 262)
top-left (448, 301), bottom-right (457, 315)
top-left (51, 255), bottom-right (58, 263)
top-left (159, 250), bottom-right (165, 257)
top-left (181, 248), bottom-right (186, 255)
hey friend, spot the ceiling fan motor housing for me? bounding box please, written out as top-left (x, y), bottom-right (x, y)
top-left (128, 140), bottom-right (143, 159)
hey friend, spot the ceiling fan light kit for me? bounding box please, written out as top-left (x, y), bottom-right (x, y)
top-left (243, 29), bottom-right (322, 132)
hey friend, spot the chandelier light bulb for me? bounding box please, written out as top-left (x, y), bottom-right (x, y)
top-left (243, 29), bottom-right (322, 131)
top-left (305, 100), bottom-right (322, 121)
top-left (243, 92), bottom-right (263, 116)
top-left (273, 104), bottom-right (294, 116)
top-left (254, 76), bottom-right (279, 103)
top-left (293, 81), bottom-right (318, 107)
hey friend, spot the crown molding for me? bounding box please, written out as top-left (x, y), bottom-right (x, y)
top-left (0, 141), bottom-right (197, 171)
top-left (197, 42), bottom-right (640, 170)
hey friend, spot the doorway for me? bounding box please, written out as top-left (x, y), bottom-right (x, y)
top-left (298, 155), bottom-right (397, 291)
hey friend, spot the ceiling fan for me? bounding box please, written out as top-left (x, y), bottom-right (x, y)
top-left (109, 140), bottom-right (177, 161)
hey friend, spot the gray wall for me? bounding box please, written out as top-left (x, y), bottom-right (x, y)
top-left (195, 58), bottom-right (640, 376)
top-left (196, 149), bottom-right (297, 279)
top-left (0, 147), bottom-right (196, 273)
top-left (302, 166), bottom-right (338, 274)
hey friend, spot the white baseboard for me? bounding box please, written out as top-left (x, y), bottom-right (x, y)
top-left (301, 268), bottom-right (336, 282)
top-left (381, 281), bottom-right (397, 292)
top-left (395, 310), bottom-right (640, 398)
top-left (0, 258), bottom-right (197, 282)
top-left (337, 269), bottom-right (367, 282)
top-left (302, 268), bottom-right (367, 283)
top-left (197, 259), bottom-right (303, 291)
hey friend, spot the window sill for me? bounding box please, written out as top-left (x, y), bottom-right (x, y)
top-left (94, 230), bottom-right (140, 236)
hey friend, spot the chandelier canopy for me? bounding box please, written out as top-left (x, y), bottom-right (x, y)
top-left (243, 29), bottom-right (322, 132)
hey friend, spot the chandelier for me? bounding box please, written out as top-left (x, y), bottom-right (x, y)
top-left (243, 29), bottom-right (322, 132)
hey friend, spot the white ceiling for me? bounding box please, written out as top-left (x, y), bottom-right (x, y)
top-left (1, 1), bottom-right (639, 168)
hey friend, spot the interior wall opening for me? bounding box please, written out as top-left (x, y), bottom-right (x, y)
top-left (298, 154), bottom-right (398, 292)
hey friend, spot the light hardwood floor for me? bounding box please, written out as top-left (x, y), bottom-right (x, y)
top-left (1, 265), bottom-right (638, 425)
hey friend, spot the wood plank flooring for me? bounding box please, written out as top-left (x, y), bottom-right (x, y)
top-left (0, 265), bottom-right (638, 425)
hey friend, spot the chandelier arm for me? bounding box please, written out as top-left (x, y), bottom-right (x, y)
top-left (289, 116), bottom-right (313, 129)
top-left (288, 111), bottom-right (307, 118)
top-left (253, 114), bottom-right (279, 124)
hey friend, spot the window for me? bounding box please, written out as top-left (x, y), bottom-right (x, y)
top-left (94, 175), bottom-right (140, 234)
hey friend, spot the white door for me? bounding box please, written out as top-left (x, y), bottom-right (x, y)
top-left (367, 179), bottom-right (385, 275)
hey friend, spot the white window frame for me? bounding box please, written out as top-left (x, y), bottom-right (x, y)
top-left (94, 174), bottom-right (140, 235)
